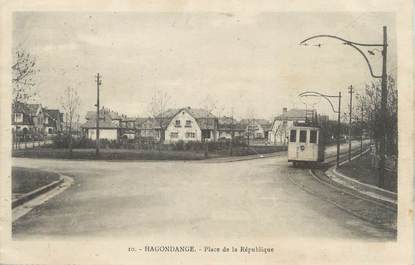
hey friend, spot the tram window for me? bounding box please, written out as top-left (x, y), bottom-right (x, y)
top-left (310, 130), bottom-right (317, 143)
top-left (290, 130), bottom-right (296, 142)
top-left (299, 130), bottom-right (307, 143)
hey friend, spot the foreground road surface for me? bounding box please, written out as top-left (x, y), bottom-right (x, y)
top-left (12, 149), bottom-right (393, 240)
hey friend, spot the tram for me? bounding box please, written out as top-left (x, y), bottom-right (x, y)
top-left (288, 123), bottom-right (325, 167)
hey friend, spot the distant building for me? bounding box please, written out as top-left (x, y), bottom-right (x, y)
top-left (217, 116), bottom-right (245, 140)
top-left (81, 108), bottom-right (123, 140)
top-left (240, 118), bottom-right (272, 139)
top-left (43, 109), bottom-right (64, 136)
top-left (268, 108), bottom-right (316, 145)
top-left (160, 107), bottom-right (218, 144)
top-left (12, 102), bottom-right (45, 137)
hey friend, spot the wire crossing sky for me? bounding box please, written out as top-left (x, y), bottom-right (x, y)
top-left (13, 12), bottom-right (396, 120)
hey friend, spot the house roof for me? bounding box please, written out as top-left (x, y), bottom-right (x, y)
top-left (85, 108), bottom-right (123, 120)
top-left (80, 117), bottom-right (119, 129)
top-left (44, 109), bottom-right (61, 120)
top-left (156, 107), bottom-right (217, 130)
top-left (275, 108), bottom-right (315, 121)
top-left (26, 104), bottom-right (42, 116)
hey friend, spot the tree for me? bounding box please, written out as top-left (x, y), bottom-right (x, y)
top-left (12, 49), bottom-right (39, 105)
top-left (148, 89), bottom-right (171, 145)
top-left (245, 107), bottom-right (257, 146)
top-left (353, 75), bottom-right (397, 158)
top-left (60, 87), bottom-right (81, 157)
top-left (201, 96), bottom-right (218, 157)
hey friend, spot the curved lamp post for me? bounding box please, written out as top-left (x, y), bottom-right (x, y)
top-left (299, 91), bottom-right (341, 167)
top-left (299, 26), bottom-right (388, 187)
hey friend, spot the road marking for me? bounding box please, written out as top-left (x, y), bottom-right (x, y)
top-left (12, 175), bottom-right (74, 222)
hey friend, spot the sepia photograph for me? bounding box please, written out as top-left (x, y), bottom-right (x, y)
top-left (0, 2), bottom-right (413, 264)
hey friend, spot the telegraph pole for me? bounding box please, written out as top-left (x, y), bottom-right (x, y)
top-left (348, 85), bottom-right (354, 162)
top-left (378, 26), bottom-right (388, 187)
top-left (95, 73), bottom-right (102, 157)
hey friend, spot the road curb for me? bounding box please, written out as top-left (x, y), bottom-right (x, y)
top-left (204, 151), bottom-right (284, 163)
top-left (325, 149), bottom-right (397, 206)
top-left (12, 175), bottom-right (64, 209)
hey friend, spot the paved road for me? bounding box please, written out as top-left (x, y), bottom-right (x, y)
top-left (12, 142), bottom-right (391, 240)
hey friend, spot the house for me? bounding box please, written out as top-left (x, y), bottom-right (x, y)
top-left (156, 107), bottom-right (218, 144)
top-left (138, 118), bottom-right (162, 142)
top-left (119, 116), bottom-right (139, 140)
top-left (12, 102), bottom-right (34, 135)
top-left (217, 116), bottom-right (245, 140)
top-left (240, 118), bottom-right (272, 139)
top-left (268, 108), bottom-right (316, 145)
top-left (43, 109), bottom-right (64, 136)
top-left (81, 108), bottom-right (123, 140)
top-left (12, 102), bottom-right (45, 137)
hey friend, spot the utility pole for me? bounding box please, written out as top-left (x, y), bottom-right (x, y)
top-left (378, 26), bottom-right (388, 187)
top-left (337, 91), bottom-right (341, 167)
top-left (95, 73), bottom-right (102, 157)
top-left (348, 85), bottom-right (354, 162)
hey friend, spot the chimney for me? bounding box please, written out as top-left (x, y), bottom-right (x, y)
top-left (282, 107), bottom-right (287, 113)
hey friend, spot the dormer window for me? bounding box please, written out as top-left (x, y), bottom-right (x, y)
top-left (175, 120), bottom-right (181, 127)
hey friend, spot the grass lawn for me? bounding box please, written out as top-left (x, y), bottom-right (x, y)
top-left (12, 167), bottom-right (60, 194)
top-left (337, 152), bottom-right (397, 193)
top-left (12, 145), bottom-right (284, 161)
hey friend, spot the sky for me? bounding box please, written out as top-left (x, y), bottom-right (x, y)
top-left (13, 12), bottom-right (396, 121)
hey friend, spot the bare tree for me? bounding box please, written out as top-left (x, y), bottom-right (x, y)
top-left (201, 95), bottom-right (218, 157)
top-left (245, 107), bottom-right (257, 146)
top-left (12, 49), bottom-right (39, 105)
top-left (148, 88), bottom-right (171, 145)
top-left (60, 87), bottom-right (81, 157)
top-left (352, 75), bottom-right (398, 164)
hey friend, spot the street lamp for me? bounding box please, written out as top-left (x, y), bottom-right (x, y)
top-left (299, 26), bottom-right (388, 187)
top-left (299, 91), bottom-right (341, 167)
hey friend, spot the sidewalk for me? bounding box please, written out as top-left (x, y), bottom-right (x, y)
top-left (12, 167), bottom-right (64, 208)
top-left (324, 147), bottom-right (397, 207)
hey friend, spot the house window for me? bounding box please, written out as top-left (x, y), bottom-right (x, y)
top-left (310, 130), bottom-right (317, 144)
top-left (170, 132), bottom-right (179, 138)
top-left (48, 128), bottom-right (53, 134)
top-left (290, 130), bottom-right (296, 142)
top-left (175, 120), bottom-right (181, 127)
top-left (299, 130), bottom-right (307, 143)
top-left (185, 120), bottom-right (192, 127)
top-left (186, 132), bottom-right (195, 138)
top-left (14, 113), bottom-right (23, 123)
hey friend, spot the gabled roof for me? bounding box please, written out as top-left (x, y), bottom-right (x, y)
top-left (85, 108), bottom-right (123, 120)
top-left (44, 109), bottom-right (61, 120)
top-left (26, 104), bottom-right (42, 116)
top-left (80, 117), bottom-right (119, 129)
top-left (156, 107), bottom-right (217, 130)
